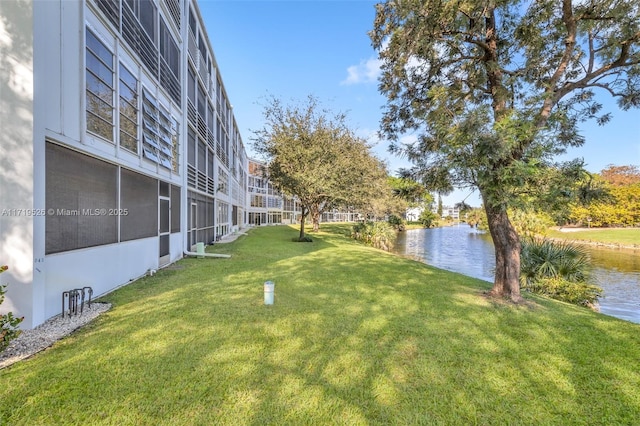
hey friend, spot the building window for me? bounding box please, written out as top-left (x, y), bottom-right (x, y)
top-left (171, 118), bottom-right (180, 173)
top-left (159, 16), bottom-right (181, 105)
top-left (119, 63), bottom-right (138, 153)
top-left (218, 167), bottom-right (229, 195)
top-left (188, 6), bottom-right (197, 37)
top-left (197, 82), bottom-right (206, 117)
top-left (217, 201), bottom-right (229, 237)
top-left (160, 18), bottom-right (179, 80)
top-left (142, 89), bottom-right (160, 163)
top-left (251, 194), bottom-right (266, 208)
top-left (124, 0), bottom-right (156, 44)
top-left (164, 0), bottom-right (181, 31)
top-left (141, 89), bottom-right (175, 170)
top-left (86, 29), bottom-right (114, 141)
top-left (46, 143), bottom-right (118, 254)
top-left (157, 105), bottom-right (173, 169)
top-left (268, 196), bottom-right (282, 209)
top-left (187, 65), bottom-right (196, 106)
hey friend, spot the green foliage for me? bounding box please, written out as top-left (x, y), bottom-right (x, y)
top-left (525, 278), bottom-right (603, 309)
top-left (508, 209), bottom-right (554, 238)
top-left (465, 208), bottom-right (487, 230)
top-left (1, 266), bottom-right (23, 352)
top-left (569, 168), bottom-right (640, 226)
top-left (520, 239), bottom-right (602, 307)
top-left (418, 209), bottom-right (438, 228)
top-left (387, 214), bottom-right (405, 231)
top-left (351, 221), bottom-right (397, 251)
top-left (388, 176), bottom-right (430, 206)
top-left (359, 178), bottom-right (405, 221)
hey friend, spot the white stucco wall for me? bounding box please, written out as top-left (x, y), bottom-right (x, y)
top-left (0, 0), bottom-right (35, 327)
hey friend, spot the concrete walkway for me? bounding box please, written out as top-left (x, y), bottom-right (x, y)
top-left (215, 230), bottom-right (249, 244)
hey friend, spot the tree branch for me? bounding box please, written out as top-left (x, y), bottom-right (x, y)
top-left (588, 30), bottom-right (595, 74)
top-left (558, 32), bottom-right (640, 99)
top-left (536, 0), bottom-right (577, 129)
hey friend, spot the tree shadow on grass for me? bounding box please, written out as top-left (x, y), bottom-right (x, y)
top-left (1, 225), bottom-right (639, 424)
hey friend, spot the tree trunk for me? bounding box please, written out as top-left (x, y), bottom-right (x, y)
top-left (311, 209), bottom-right (320, 232)
top-left (299, 207), bottom-right (307, 240)
top-left (483, 201), bottom-right (523, 303)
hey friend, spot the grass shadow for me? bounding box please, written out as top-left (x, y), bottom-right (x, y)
top-left (1, 225), bottom-right (639, 425)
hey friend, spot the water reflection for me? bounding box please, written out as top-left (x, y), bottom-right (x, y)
top-left (588, 249), bottom-right (640, 323)
top-left (394, 226), bottom-right (640, 324)
top-left (398, 225), bottom-right (495, 282)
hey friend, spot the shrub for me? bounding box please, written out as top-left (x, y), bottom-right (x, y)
top-left (351, 221), bottom-right (397, 251)
top-left (520, 239), bottom-right (602, 308)
top-left (387, 214), bottom-right (405, 231)
top-left (418, 209), bottom-right (438, 228)
top-left (526, 277), bottom-right (602, 308)
top-left (1, 265), bottom-right (24, 352)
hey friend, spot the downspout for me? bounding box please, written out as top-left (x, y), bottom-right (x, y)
top-left (183, 250), bottom-right (231, 259)
top-left (184, 242), bottom-right (231, 259)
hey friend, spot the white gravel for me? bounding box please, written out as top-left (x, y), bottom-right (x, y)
top-left (0, 302), bottom-right (111, 369)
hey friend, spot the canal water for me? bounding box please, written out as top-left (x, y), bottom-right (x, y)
top-left (393, 226), bottom-right (640, 324)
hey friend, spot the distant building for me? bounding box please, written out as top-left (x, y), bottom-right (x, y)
top-left (443, 206), bottom-right (461, 220)
top-left (406, 206), bottom-right (424, 222)
top-left (247, 159), bottom-right (365, 226)
top-left (320, 209), bottom-right (360, 223)
top-left (430, 205), bottom-right (460, 220)
top-left (247, 159), bottom-right (295, 226)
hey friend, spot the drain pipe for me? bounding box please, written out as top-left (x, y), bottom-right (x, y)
top-left (184, 242), bottom-right (231, 259)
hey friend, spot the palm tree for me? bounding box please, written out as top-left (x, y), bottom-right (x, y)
top-left (519, 238), bottom-right (601, 307)
top-left (520, 239), bottom-right (590, 286)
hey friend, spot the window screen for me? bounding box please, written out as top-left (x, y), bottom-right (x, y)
top-left (187, 128), bottom-right (196, 167)
top-left (170, 185), bottom-right (180, 233)
top-left (159, 180), bottom-right (169, 197)
top-left (188, 191), bottom-right (214, 244)
top-left (120, 168), bottom-right (158, 241)
top-left (46, 143), bottom-right (118, 254)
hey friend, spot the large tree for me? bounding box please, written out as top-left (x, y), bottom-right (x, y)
top-left (371, 0), bottom-right (640, 301)
top-left (252, 95), bottom-right (388, 239)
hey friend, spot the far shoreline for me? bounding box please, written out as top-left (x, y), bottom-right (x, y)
top-left (549, 226), bottom-right (640, 251)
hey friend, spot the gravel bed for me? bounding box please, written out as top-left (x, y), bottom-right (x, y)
top-left (0, 302), bottom-right (111, 369)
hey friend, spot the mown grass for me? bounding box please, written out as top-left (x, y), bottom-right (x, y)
top-left (547, 228), bottom-right (640, 247)
top-left (1, 225), bottom-right (639, 425)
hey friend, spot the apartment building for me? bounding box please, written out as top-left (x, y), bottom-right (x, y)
top-left (0, 0), bottom-right (247, 328)
top-left (247, 159), bottom-right (300, 226)
top-left (246, 159), bottom-right (366, 226)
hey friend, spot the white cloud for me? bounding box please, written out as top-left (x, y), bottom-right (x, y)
top-left (341, 57), bottom-right (382, 85)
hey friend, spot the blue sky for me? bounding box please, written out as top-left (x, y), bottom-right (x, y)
top-left (198, 0), bottom-right (640, 207)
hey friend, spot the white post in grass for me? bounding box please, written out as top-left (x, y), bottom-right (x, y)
top-left (264, 281), bottom-right (275, 305)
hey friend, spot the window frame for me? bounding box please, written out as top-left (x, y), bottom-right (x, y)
top-left (85, 28), bottom-right (115, 142)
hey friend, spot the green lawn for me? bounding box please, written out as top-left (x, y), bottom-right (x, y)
top-left (2, 225), bottom-right (639, 425)
top-left (547, 228), bottom-right (640, 247)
